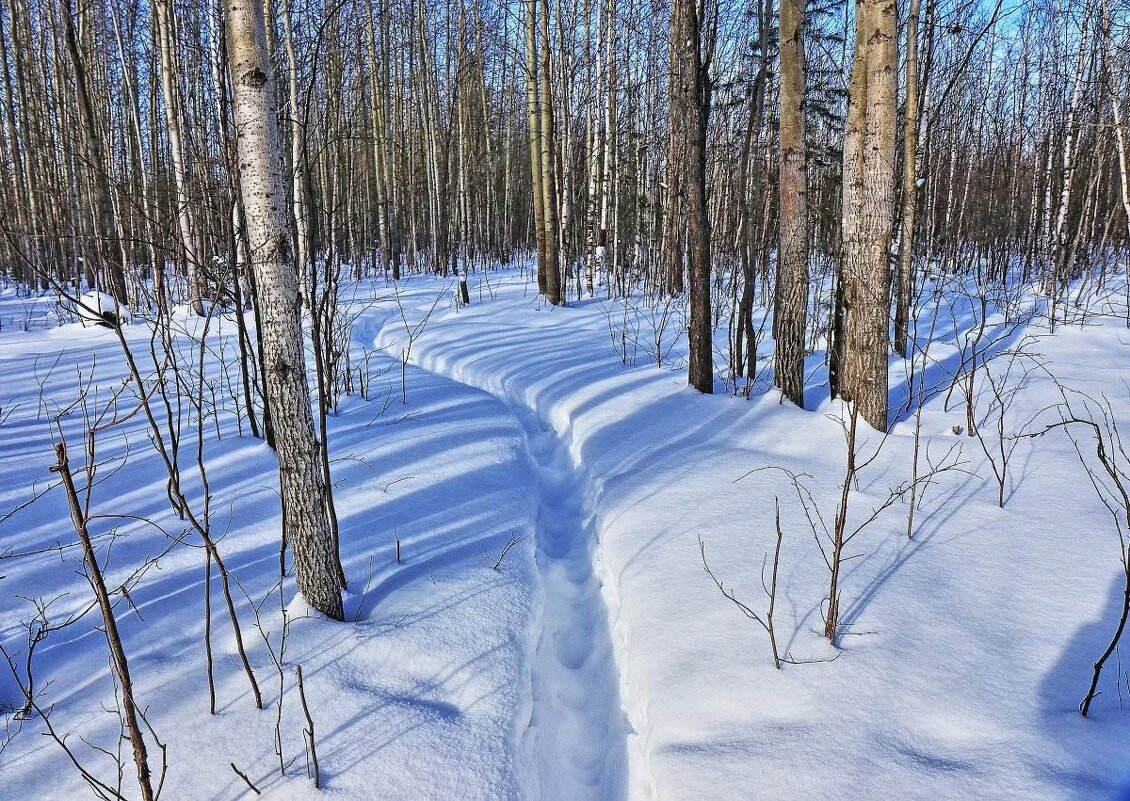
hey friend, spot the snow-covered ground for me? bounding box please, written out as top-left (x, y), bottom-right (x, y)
top-left (2, 269), bottom-right (1130, 800)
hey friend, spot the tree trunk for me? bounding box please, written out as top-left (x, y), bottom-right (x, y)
top-left (672, 0), bottom-right (712, 392)
top-left (538, 0), bottom-right (562, 305)
top-left (775, 0), bottom-right (808, 407)
top-left (282, 0), bottom-right (310, 287)
top-left (893, 0), bottom-right (923, 357)
top-left (832, 0), bottom-right (897, 430)
top-left (155, 0), bottom-right (203, 314)
top-left (1105, 3), bottom-right (1130, 251)
top-left (225, 0), bottom-right (343, 620)
top-left (523, 0), bottom-right (547, 294)
top-left (662, 30), bottom-right (685, 299)
top-left (598, 0), bottom-right (617, 294)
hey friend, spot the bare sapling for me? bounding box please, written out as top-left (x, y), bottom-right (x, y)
top-left (972, 341), bottom-right (1043, 507)
top-left (901, 271), bottom-right (946, 537)
top-left (603, 293), bottom-right (640, 367)
top-left (727, 289), bottom-right (771, 399)
top-left (699, 499), bottom-right (785, 669)
top-left (152, 307), bottom-right (263, 709)
top-left (391, 283), bottom-right (450, 403)
top-left (947, 287), bottom-right (989, 437)
top-left (0, 595), bottom-right (95, 725)
top-left (355, 343), bottom-right (393, 401)
top-left (703, 465), bottom-right (846, 666)
top-left (296, 664), bottom-right (320, 788)
top-left (1, 263), bottom-right (264, 709)
top-left (644, 292), bottom-right (684, 369)
top-left (238, 577), bottom-right (293, 777)
top-left (2, 368), bottom-right (183, 799)
top-left (943, 275), bottom-right (1034, 439)
top-left (51, 438), bottom-right (161, 801)
top-left (825, 404), bottom-right (861, 643)
top-left (824, 403), bottom-right (966, 645)
top-left (480, 535), bottom-right (527, 571)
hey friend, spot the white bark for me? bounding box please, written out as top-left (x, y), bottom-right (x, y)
top-left (225, 0), bottom-right (343, 620)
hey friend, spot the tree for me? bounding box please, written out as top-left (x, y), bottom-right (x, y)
top-left (893, 0), bottom-right (924, 357)
top-left (775, 0), bottom-right (808, 408)
top-left (523, 0), bottom-right (548, 295)
top-left (671, 0), bottom-right (714, 393)
top-left (154, 0), bottom-right (203, 315)
top-left (225, 0), bottom-right (343, 621)
top-left (1105, 0), bottom-right (1130, 252)
top-left (538, 0), bottom-right (563, 305)
top-left (58, 0), bottom-right (128, 306)
top-left (831, 0), bottom-right (898, 430)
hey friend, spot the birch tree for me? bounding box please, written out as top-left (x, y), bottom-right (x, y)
top-left (225, 0), bottom-right (344, 621)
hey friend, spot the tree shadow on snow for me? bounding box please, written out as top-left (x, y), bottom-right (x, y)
top-left (1037, 572), bottom-right (1130, 800)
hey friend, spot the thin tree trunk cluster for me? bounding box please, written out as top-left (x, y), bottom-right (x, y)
top-left (0, 0), bottom-right (1126, 612)
top-left (0, 0), bottom-right (1125, 345)
top-left (0, 10), bottom-right (1128, 794)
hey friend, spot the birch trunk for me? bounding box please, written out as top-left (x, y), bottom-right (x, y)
top-left (524, 0), bottom-right (547, 293)
top-left (1105, 4), bottom-right (1130, 249)
top-left (282, 0), bottom-right (310, 283)
top-left (226, 0), bottom-right (343, 620)
top-left (1048, 12), bottom-right (1093, 326)
top-left (598, 0), bottom-right (617, 292)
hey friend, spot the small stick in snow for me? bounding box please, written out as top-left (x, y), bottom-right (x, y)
top-left (480, 535), bottom-right (527, 571)
top-left (383, 475), bottom-right (414, 493)
top-left (353, 555), bottom-right (376, 622)
top-left (230, 762), bottom-right (261, 795)
top-left (205, 549), bottom-right (215, 714)
top-left (296, 665), bottom-right (320, 788)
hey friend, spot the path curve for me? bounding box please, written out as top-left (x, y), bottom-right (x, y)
top-left (374, 320), bottom-right (630, 800)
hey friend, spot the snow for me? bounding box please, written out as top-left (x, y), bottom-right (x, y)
top-left (70, 290), bottom-right (133, 327)
top-left (0, 295), bottom-right (537, 799)
top-left (3, 269), bottom-right (1130, 800)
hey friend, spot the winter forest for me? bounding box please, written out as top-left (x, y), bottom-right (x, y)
top-left (0, 0), bottom-right (1129, 797)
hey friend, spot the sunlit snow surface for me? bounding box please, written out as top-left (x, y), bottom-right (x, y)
top-left (2, 269), bottom-right (1130, 799)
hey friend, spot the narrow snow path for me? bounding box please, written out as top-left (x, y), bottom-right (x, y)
top-left (513, 407), bottom-right (627, 801)
top-left (372, 309), bottom-right (629, 799)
